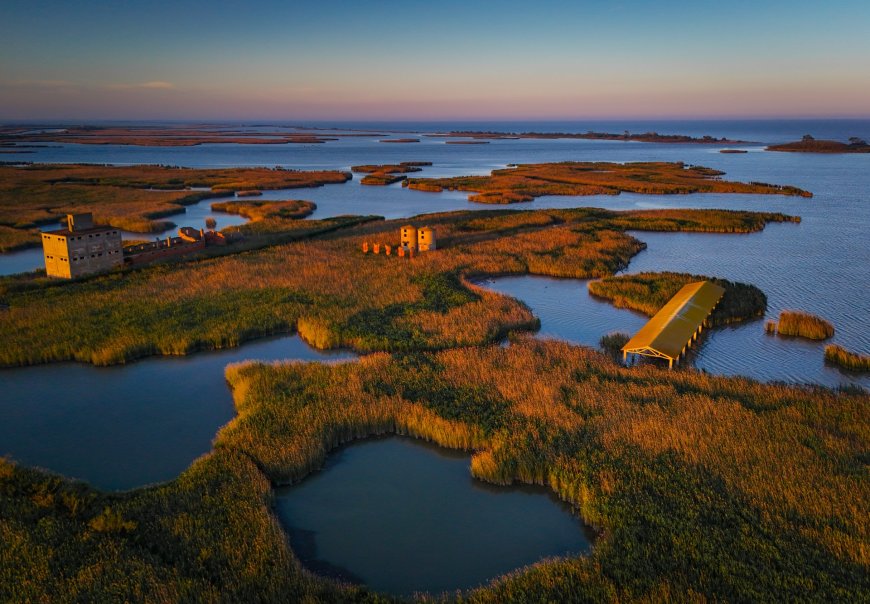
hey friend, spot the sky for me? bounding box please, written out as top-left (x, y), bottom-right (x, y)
top-left (1, 0), bottom-right (869, 121)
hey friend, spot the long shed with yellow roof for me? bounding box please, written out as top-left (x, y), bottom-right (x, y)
top-left (621, 280), bottom-right (725, 368)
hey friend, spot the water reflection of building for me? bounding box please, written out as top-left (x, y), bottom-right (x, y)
top-left (42, 213), bottom-right (123, 279)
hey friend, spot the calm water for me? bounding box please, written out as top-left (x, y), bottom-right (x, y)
top-left (0, 335), bottom-right (354, 490)
top-left (275, 437), bottom-right (592, 596)
top-left (483, 275), bottom-right (869, 390)
top-left (1, 119), bottom-right (867, 490)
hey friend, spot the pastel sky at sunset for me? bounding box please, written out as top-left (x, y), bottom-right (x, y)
top-left (2, 0), bottom-right (869, 120)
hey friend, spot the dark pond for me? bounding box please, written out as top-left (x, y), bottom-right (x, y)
top-left (275, 437), bottom-right (592, 597)
top-left (0, 335), bottom-right (355, 490)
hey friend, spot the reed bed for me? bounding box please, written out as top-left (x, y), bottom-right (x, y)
top-left (211, 199), bottom-right (316, 221)
top-left (0, 208), bottom-right (793, 367)
top-left (776, 310), bottom-right (835, 340)
top-left (352, 162), bottom-right (431, 186)
top-left (404, 161), bottom-right (812, 203)
top-left (3, 339), bottom-right (866, 601)
top-left (824, 344), bottom-right (870, 372)
top-left (599, 332), bottom-right (630, 360)
top-left (0, 163), bottom-right (350, 237)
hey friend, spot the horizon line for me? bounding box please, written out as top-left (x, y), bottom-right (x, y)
top-left (3, 115), bottom-right (870, 125)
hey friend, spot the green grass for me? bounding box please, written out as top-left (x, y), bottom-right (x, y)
top-left (2, 338), bottom-right (867, 601)
top-left (0, 201), bottom-right (866, 601)
top-left (0, 208), bottom-right (795, 367)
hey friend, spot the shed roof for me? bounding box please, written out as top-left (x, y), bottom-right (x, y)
top-left (621, 281), bottom-right (725, 360)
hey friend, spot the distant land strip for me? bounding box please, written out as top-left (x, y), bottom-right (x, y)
top-left (0, 126), bottom-right (386, 147)
top-left (425, 130), bottom-right (750, 144)
top-left (767, 135), bottom-right (870, 153)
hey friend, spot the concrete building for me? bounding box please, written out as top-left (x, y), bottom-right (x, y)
top-left (42, 213), bottom-right (123, 279)
top-left (400, 225), bottom-right (418, 250)
top-left (417, 226), bottom-right (436, 251)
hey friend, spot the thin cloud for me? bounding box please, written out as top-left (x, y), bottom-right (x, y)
top-left (139, 81), bottom-right (174, 89)
top-left (105, 81), bottom-right (175, 90)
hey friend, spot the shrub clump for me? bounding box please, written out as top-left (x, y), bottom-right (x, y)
top-left (824, 344), bottom-right (870, 372)
top-left (599, 332), bottom-right (630, 361)
top-left (776, 310), bottom-right (835, 340)
top-left (88, 507), bottom-right (137, 533)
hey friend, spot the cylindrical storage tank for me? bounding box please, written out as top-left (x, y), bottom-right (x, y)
top-left (417, 226), bottom-right (436, 251)
top-left (400, 225), bottom-right (418, 249)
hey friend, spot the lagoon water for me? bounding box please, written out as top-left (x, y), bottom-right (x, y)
top-left (0, 335), bottom-right (354, 490)
top-left (275, 437), bottom-right (592, 596)
top-left (1, 119), bottom-right (867, 594)
top-left (483, 274), bottom-right (869, 389)
top-left (1, 120), bottom-right (867, 485)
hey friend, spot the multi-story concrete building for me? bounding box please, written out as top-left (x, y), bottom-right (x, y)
top-left (42, 213), bottom-right (123, 278)
top-left (400, 224), bottom-right (418, 250)
top-left (417, 226), bottom-right (436, 251)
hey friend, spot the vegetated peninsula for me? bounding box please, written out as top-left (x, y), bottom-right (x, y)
top-left (767, 134), bottom-right (870, 153)
top-left (0, 207), bottom-right (799, 367)
top-left (427, 130), bottom-right (749, 144)
top-left (1, 336), bottom-right (866, 601)
top-left (3, 202), bottom-right (866, 602)
top-left (351, 162), bottom-right (432, 186)
top-left (403, 161), bottom-right (812, 204)
top-left (210, 199), bottom-right (316, 221)
top-left (0, 164), bottom-right (351, 251)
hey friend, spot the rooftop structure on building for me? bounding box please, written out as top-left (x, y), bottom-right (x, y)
top-left (621, 280), bottom-right (725, 369)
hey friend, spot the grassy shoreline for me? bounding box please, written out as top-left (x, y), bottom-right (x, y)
top-left (404, 162), bottom-right (812, 203)
top-left (0, 163), bottom-right (352, 249)
top-left (2, 338), bottom-right (866, 601)
top-left (0, 208), bottom-right (798, 367)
